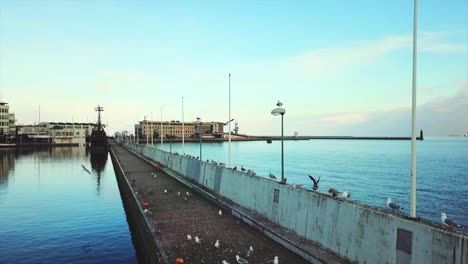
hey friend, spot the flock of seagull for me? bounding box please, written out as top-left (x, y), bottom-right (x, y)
top-left (185, 209), bottom-right (280, 264)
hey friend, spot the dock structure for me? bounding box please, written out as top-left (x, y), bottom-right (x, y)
top-left (110, 142), bottom-right (346, 264)
top-left (114, 140), bottom-right (468, 264)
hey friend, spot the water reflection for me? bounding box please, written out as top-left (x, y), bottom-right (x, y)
top-left (89, 150), bottom-right (108, 195)
top-left (0, 149), bottom-right (15, 184)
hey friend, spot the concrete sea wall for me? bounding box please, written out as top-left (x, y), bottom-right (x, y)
top-left (125, 143), bottom-right (468, 264)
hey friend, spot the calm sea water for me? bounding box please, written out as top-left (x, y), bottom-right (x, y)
top-left (0, 147), bottom-right (137, 264)
top-left (155, 137), bottom-right (468, 227)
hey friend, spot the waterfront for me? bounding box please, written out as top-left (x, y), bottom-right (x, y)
top-left (155, 137), bottom-right (468, 227)
top-left (0, 147), bottom-right (137, 264)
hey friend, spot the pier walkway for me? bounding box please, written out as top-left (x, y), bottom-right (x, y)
top-left (111, 142), bottom-right (327, 264)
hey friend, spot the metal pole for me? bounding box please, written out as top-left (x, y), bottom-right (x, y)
top-left (410, 0), bottom-right (418, 218)
top-left (281, 113), bottom-right (284, 181)
top-left (170, 122), bottom-right (172, 153)
top-left (199, 124), bottom-right (202, 161)
top-left (160, 107), bottom-right (163, 147)
top-left (182, 97), bottom-right (185, 153)
top-left (228, 73), bottom-right (232, 167)
top-left (151, 112), bottom-right (153, 147)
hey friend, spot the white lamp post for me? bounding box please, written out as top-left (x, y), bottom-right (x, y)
top-left (271, 101), bottom-right (286, 182)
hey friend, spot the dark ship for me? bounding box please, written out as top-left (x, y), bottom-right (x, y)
top-left (89, 105), bottom-right (108, 153)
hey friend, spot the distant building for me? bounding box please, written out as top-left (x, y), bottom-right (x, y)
top-left (135, 120), bottom-right (224, 140)
top-left (15, 122), bottom-right (97, 145)
top-left (0, 102), bottom-right (15, 135)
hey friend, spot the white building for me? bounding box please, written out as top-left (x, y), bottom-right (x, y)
top-left (0, 102), bottom-right (15, 135)
top-left (16, 122), bottom-right (96, 145)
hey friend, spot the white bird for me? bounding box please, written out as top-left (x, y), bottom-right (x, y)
top-left (186, 192), bottom-right (191, 196)
top-left (177, 192), bottom-right (181, 196)
top-left (246, 246), bottom-right (254, 257)
top-left (222, 261), bottom-right (230, 264)
top-left (195, 236), bottom-right (201, 243)
top-left (187, 234), bottom-right (192, 240)
top-left (164, 189), bottom-right (168, 193)
top-left (150, 172), bottom-right (154, 176)
top-left (341, 192), bottom-right (351, 200)
top-left (214, 239), bottom-right (220, 248)
top-left (144, 209), bottom-right (152, 215)
top-left (153, 173), bottom-right (157, 179)
top-left (386, 197), bottom-right (402, 211)
top-left (267, 256), bottom-right (279, 264)
top-left (235, 255), bottom-right (248, 264)
top-left (218, 210), bottom-right (223, 216)
top-left (441, 213), bottom-right (461, 227)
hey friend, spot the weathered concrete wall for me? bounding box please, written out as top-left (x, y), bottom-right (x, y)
top-left (125, 143), bottom-right (468, 264)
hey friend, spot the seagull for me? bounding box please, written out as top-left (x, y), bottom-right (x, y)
top-left (441, 213), bottom-right (461, 228)
top-left (269, 172), bottom-right (277, 180)
top-left (153, 173), bottom-right (157, 179)
top-left (328, 187), bottom-right (339, 197)
top-left (386, 197), bottom-right (402, 212)
top-left (279, 178), bottom-right (287, 184)
top-left (222, 261), bottom-right (230, 264)
top-left (341, 192), bottom-right (351, 200)
top-left (292, 183), bottom-right (303, 189)
top-left (214, 239), bottom-right (220, 248)
top-left (144, 209), bottom-right (152, 215)
top-left (177, 192), bottom-right (181, 196)
top-left (164, 189), bottom-right (168, 194)
top-left (276, 100), bottom-right (283, 107)
top-left (241, 166), bottom-right (246, 172)
top-left (246, 246), bottom-right (254, 257)
top-left (195, 236), bottom-right (201, 243)
top-left (219, 210), bottom-right (223, 216)
top-left (186, 192), bottom-right (191, 196)
top-left (187, 234), bottom-right (192, 240)
top-left (235, 255), bottom-right (248, 264)
top-left (81, 165), bottom-right (91, 174)
top-left (232, 166), bottom-right (237, 170)
top-left (267, 256), bottom-right (279, 264)
top-left (308, 175), bottom-right (320, 190)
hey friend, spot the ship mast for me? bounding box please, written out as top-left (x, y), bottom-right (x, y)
top-left (95, 105), bottom-right (104, 131)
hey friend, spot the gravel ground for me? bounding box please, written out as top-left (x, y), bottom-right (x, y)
top-left (112, 143), bottom-right (311, 264)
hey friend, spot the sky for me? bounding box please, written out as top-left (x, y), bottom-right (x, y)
top-left (1, 1), bottom-right (467, 136)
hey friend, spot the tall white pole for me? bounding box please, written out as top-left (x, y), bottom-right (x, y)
top-left (228, 73), bottom-right (232, 167)
top-left (160, 107), bottom-right (163, 147)
top-left (182, 97), bottom-right (185, 153)
top-left (410, 0), bottom-right (418, 218)
top-left (145, 115), bottom-right (148, 146)
top-left (151, 112), bottom-right (154, 146)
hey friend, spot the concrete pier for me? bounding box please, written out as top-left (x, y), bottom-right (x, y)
top-left (119, 141), bottom-right (468, 264)
top-left (110, 142), bottom-right (342, 263)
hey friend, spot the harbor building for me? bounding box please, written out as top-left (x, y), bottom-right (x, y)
top-left (15, 122), bottom-right (97, 145)
top-left (0, 102), bottom-right (15, 135)
top-left (135, 120), bottom-right (224, 140)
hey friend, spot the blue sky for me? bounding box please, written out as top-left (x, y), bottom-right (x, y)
top-left (1, 1), bottom-right (467, 136)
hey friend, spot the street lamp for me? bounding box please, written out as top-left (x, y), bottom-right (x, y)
top-left (195, 117), bottom-right (202, 160)
top-left (271, 100), bottom-right (285, 182)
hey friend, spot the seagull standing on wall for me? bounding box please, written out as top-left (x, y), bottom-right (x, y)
top-left (328, 187), bottom-right (339, 197)
top-left (269, 172), bottom-right (277, 180)
top-left (386, 197), bottom-right (402, 212)
top-left (441, 213), bottom-right (461, 228)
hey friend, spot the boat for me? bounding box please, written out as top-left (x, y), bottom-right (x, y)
top-left (89, 105), bottom-right (108, 153)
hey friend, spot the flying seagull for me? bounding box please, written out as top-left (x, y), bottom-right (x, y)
top-left (308, 175), bottom-right (320, 190)
top-left (235, 255), bottom-right (248, 264)
top-left (386, 197), bottom-right (402, 212)
top-left (441, 213), bottom-right (461, 228)
top-left (269, 172), bottom-right (277, 180)
top-left (328, 187), bottom-right (339, 197)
